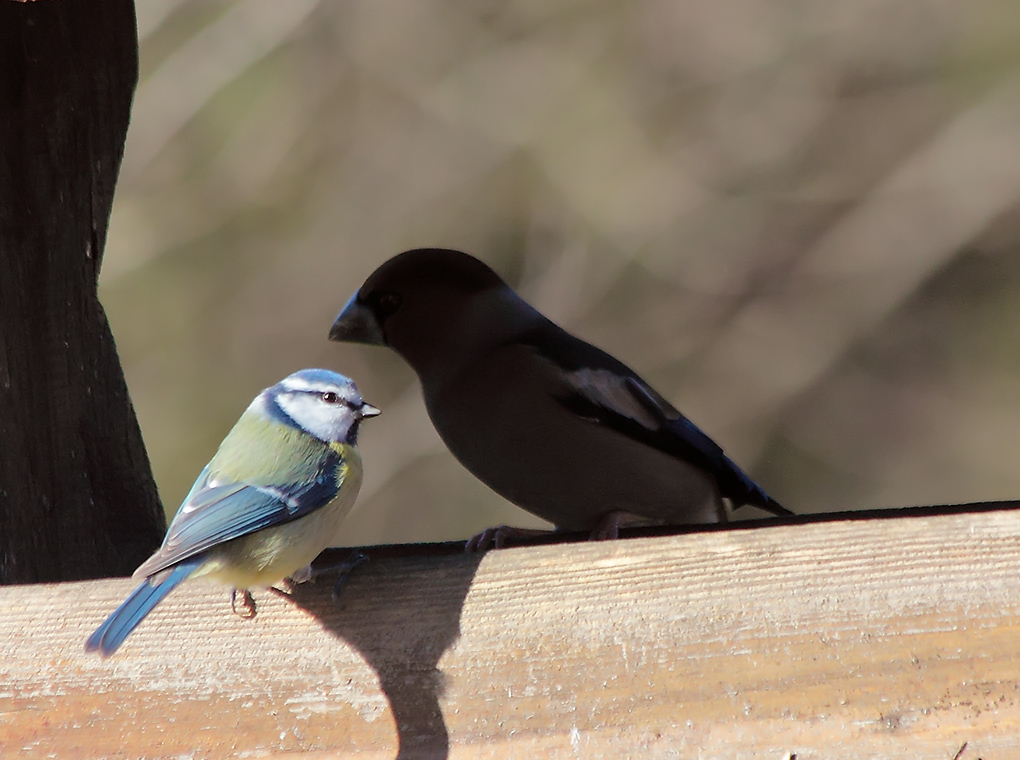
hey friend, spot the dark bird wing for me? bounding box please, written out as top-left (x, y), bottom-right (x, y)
top-left (623, 376), bottom-right (792, 516)
top-left (518, 325), bottom-right (790, 516)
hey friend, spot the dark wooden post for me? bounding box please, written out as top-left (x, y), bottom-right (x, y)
top-left (0, 0), bottom-right (165, 583)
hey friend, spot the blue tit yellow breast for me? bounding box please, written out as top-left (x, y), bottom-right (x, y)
top-left (197, 444), bottom-right (364, 588)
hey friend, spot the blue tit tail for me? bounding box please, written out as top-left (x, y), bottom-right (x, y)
top-left (84, 558), bottom-right (204, 657)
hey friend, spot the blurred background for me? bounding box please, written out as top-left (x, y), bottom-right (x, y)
top-left (100, 0), bottom-right (1020, 545)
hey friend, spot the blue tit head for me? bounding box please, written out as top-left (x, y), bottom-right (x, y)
top-left (258, 369), bottom-right (380, 445)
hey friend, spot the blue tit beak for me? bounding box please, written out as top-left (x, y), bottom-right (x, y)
top-left (359, 401), bottom-right (382, 418)
top-left (330, 292), bottom-right (385, 346)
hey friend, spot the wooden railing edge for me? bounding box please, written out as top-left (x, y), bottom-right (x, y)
top-left (3, 503), bottom-right (1020, 759)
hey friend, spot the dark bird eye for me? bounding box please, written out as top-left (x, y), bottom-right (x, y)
top-left (321, 391), bottom-right (340, 404)
top-left (372, 291), bottom-right (402, 318)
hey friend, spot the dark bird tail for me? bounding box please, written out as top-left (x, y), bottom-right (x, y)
top-left (720, 454), bottom-right (793, 517)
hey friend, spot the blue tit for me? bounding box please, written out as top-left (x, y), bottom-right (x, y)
top-left (85, 369), bottom-right (380, 657)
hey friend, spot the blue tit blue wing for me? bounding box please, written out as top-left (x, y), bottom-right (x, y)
top-left (85, 557), bottom-right (204, 657)
top-left (134, 450), bottom-right (344, 578)
top-left (520, 326), bottom-right (790, 515)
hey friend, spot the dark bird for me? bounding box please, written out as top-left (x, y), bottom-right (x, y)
top-left (329, 248), bottom-right (790, 543)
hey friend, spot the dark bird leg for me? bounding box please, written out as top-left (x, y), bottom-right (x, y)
top-left (465, 525), bottom-right (554, 552)
top-left (588, 510), bottom-right (649, 541)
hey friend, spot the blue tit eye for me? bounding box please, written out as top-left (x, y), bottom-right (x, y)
top-left (321, 391), bottom-right (340, 404)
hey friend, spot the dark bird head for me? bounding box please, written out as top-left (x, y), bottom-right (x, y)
top-left (330, 249), bottom-right (539, 381)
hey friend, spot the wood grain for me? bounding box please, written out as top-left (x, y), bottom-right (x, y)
top-left (2, 507), bottom-right (1020, 758)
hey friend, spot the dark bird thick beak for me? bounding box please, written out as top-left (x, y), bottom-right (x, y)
top-left (329, 292), bottom-right (385, 346)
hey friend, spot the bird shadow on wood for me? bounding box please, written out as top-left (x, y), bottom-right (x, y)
top-left (287, 544), bottom-right (484, 760)
top-left (282, 502), bottom-right (1020, 758)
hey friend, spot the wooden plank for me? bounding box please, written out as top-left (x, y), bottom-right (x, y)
top-left (2, 507), bottom-right (1020, 758)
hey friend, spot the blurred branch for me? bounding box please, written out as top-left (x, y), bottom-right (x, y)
top-left (122, 0), bottom-right (320, 184)
top-left (136, 0), bottom-right (189, 42)
top-left (99, 0), bottom-right (1020, 538)
top-left (687, 70), bottom-right (1020, 448)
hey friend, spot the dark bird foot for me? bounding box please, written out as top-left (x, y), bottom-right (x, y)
top-left (465, 525), bottom-right (553, 552)
top-left (230, 588), bottom-right (257, 619)
top-left (588, 510), bottom-right (647, 541)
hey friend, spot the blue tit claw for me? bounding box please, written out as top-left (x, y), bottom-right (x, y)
top-left (231, 588), bottom-right (257, 619)
top-left (318, 550), bottom-right (369, 602)
top-left (288, 563), bottom-right (314, 585)
top-left (269, 568), bottom-right (311, 595)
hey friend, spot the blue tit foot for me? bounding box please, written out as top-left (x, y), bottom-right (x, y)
top-left (465, 525), bottom-right (553, 552)
top-left (289, 564), bottom-right (314, 584)
top-left (292, 551), bottom-right (370, 601)
top-left (326, 550), bottom-right (369, 602)
top-left (267, 566), bottom-right (316, 596)
top-left (231, 588), bottom-right (257, 619)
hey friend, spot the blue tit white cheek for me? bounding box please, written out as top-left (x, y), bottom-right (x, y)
top-left (277, 392), bottom-right (358, 442)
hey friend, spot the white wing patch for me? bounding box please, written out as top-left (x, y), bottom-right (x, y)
top-left (257, 485), bottom-right (301, 511)
top-left (565, 368), bottom-right (661, 430)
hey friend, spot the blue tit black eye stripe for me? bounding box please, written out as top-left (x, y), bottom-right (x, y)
top-left (263, 391), bottom-right (301, 430)
top-left (301, 389), bottom-right (361, 410)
